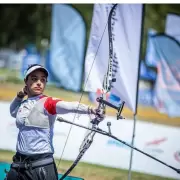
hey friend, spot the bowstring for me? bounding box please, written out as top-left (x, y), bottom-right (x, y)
top-left (56, 5), bottom-right (112, 170)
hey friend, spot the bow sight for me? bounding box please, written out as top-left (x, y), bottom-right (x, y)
top-left (96, 97), bottom-right (125, 120)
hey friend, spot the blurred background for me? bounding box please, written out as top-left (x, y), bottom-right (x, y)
top-left (0, 3), bottom-right (180, 180)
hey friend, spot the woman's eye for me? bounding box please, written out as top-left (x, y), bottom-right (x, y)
top-left (41, 79), bottom-right (46, 83)
top-left (32, 77), bottom-right (37, 81)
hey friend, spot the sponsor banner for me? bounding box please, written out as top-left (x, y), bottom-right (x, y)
top-left (152, 35), bottom-right (180, 117)
top-left (138, 80), bottom-right (154, 106)
top-left (140, 60), bottom-right (157, 81)
top-left (20, 44), bottom-right (41, 79)
top-left (50, 4), bottom-right (86, 92)
top-left (144, 29), bottom-right (158, 68)
top-left (84, 4), bottom-right (143, 113)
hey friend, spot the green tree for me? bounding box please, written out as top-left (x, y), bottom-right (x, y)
top-left (0, 3), bottom-right (179, 59)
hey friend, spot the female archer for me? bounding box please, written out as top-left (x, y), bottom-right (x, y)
top-left (6, 64), bottom-right (102, 180)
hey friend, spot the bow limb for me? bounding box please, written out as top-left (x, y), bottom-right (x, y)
top-left (59, 116), bottom-right (102, 180)
top-left (58, 4), bottom-right (118, 180)
top-left (103, 4), bottom-right (118, 93)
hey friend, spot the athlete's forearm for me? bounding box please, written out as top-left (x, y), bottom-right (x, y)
top-left (10, 97), bottom-right (23, 118)
top-left (56, 101), bottom-right (91, 115)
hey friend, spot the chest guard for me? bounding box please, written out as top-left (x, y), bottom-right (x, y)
top-left (24, 97), bottom-right (54, 129)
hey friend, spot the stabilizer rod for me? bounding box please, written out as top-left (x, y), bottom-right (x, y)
top-left (57, 117), bottom-right (180, 174)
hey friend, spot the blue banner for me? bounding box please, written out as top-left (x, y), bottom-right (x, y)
top-left (20, 44), bottom-right (41, 79)
top-left (145, 29), bottom-right (158, 68)
top-left (152, 34), bottom-right (180, 117)
top-left (49, 4), bottom-right (86, 92)
top-left (45, 49), bottom-right (58, 84)
top-left (140, 60), bottom-right (157, 81)
top-left (138, 88), bottom-right (153, 106)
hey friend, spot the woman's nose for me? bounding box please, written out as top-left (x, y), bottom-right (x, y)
top-left (36, 80), bottom-right (42, 85)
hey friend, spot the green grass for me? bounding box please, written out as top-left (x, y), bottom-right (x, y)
top-left (0, 149), bottom-right (174, 180)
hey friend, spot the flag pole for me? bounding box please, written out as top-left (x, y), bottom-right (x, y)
top-left (128, 4), bottom-right (145, 180)
top-left (128, 114), bottom-right (137, 180)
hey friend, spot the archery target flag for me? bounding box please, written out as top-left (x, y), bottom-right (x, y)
top-left (84, 4), bottom-right (143, 113)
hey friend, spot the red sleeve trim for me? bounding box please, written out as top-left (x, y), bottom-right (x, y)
top-left (44, 97), bottom-right (62, 115)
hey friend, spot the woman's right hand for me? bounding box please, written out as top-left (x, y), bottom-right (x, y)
top-left (17, 86), bottom-right (27, 99)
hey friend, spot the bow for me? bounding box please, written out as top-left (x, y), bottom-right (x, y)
top-left (56, 4), bottom-right (180, 177)
top-left (58, 4), bottom-right (125, 180)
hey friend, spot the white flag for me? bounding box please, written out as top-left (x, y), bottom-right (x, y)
top-left (165, 13), bottom-right (180, 42)
top-left (84, 4), bottom-right (143, 113)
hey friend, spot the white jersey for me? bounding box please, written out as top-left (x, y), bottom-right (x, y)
top-left (10, 95), bottom-right (90, 155)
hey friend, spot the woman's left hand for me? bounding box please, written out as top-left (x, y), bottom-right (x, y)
top-left (89, 107), bottom-right (105, 119)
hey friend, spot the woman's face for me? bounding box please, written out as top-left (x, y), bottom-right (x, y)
top-left (25, 70), bottom-right (47, 97)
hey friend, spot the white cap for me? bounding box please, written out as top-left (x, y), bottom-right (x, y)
top-left (24, 64), bottom-right (49, 80)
